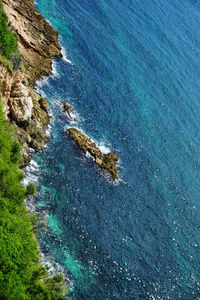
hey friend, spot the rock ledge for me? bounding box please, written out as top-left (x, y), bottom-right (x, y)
top-left (67, 128), bottom-right (119, 179)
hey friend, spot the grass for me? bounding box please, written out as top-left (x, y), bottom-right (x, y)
top-left (0, 54), bottom-right (14, 73)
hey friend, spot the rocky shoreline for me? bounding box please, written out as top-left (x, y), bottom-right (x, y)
top-left (67, 128), bottom-right (119, 179)
top-left (62, 100), bottom-right (75, 121)
top-left (1, 0), bottom-right (119, 176)
top-left (3, 0), bottom-right (62, 83)
top-left (1, 0), bottom-right (62, 167)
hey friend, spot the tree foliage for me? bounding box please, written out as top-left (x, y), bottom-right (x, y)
top-left (0, 0), bottom-right (18, 58)
top-left (0, 98), bottom-right (66, 299)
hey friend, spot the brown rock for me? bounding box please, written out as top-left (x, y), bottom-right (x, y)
top-left (39, 97), bottom-right (49, 113)
top-left (0, 63), bottom-right (50, 167)
top-left (62, 101), bottom-right (75, 120)
top-left (0, 0), bottom-right (61, 167)
top-left (67, 128), bottom-right (119, 179)
top-left (12, 123), bottom-right (32, 167)
top-left (3, 0), bottom-right (62, 84)
top-left (26, 119), bottom-right (50, 151)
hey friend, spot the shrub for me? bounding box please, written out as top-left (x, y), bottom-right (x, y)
top-left (26, 182), bottom-right (36, 197)
top-left (0, 95), bottom-right (66, 298)
top-left (0, 1), bottom-right (18, 58)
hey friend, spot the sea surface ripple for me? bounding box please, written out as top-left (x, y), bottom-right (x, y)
top-left (26, 0), bottom-right (200, 298)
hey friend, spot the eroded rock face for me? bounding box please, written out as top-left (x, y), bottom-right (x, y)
top-left (9, 75), bottom-right (33, 123)
top-left (0, 0), bottom-right (61, 167)
top-left (67, 128), bottom-right (119, 179)
top-left (0, 64), bottom-right (50, 167)
top-left (3, 0), bottom-right (62, 83)
top-left (9, 95), bottom-right (33, 123)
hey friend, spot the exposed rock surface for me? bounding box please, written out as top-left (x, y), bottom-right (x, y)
top-left (0, 64), bottom-right (50, 167)
top-left (0, 0), bottom-right (61, 167)
top-left (67, 128), bottom-right (119, 179)
top-left (62, 101), bottom-right (75, 120)
top-left (3, 0), bottom-right (62, 83)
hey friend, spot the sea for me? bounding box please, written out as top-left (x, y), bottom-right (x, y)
top-left (25, 0), bottom-right (200, 299)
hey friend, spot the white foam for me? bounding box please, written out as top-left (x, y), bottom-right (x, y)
top-left (69, 110), bottom-right (77, 121)
top-left (45, 124), bottom-right (52, 137)
top-left (86, 151), bottom-right (95, 161)
top-left (51, 60), bottom-right (60, 78)
top-left (61, 47), bottom-right (72, 64)
top-left (62, 103), bottom-right (80, 124)
top-left (40, 252), bottom-right (64, 275)
top-left (35, 76), bottom-right (49, 95)
top-left (97, 142), bottom-right (111, 154)
top-left (22, 158), bottom-right (40, 188)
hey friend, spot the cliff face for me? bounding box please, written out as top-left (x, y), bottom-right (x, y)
top-left (3, 0), bottom-right (62, 83)
top-left (0, 0), bottom-right (62, 167)
top-left (0, 64), bottom-right (50, 167)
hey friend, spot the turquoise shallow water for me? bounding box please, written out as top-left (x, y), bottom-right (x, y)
top-left (26, 0), bottom-right (200, 298)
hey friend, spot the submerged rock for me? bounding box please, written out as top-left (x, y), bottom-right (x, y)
top-left (67, 128), bottom-right (119, 179)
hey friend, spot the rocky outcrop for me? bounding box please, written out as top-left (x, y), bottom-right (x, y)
top-left (0, 64), bottom-right (50, 167)
top-left (0, 0), bottom-right (62, 167)
top-left (62, 101), bottom-right (75, 121)
top-left (67, 128), bottom-right (119, 179)
top-left (3, 0), bottom-right (62, 83)
top-left (9, 73), bottom-right (33, 123)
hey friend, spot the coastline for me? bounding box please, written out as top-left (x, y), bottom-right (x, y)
top-left (1, 0), bottom-right (62, 167)
top-left (0, 0), bottom-right (67, 298)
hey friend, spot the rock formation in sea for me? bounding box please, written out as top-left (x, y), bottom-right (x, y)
top-left (0, 0), bottom-right (62, 167)
top-left (62, 100), bottom-right (75, 121)
top-left (67, 128), bottom-right (119, 179)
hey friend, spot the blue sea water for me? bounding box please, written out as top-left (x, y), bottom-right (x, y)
top-left (26, 0), bottom-right (200, 298)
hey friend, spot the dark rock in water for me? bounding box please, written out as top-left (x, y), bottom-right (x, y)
top-left (38, 97), bottom-right (49, 112)
top-left (67, 128), bottom-right (119, 179)
top-left (62, 101), bottom-right (75, 121)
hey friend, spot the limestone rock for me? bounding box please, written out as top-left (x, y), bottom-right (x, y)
top-left (29, 88), bottom-right (49, 126)
top-left (9, 96), bottom-right (33, 123)
top-left (3, 0), bottom-right (62, 83)
top-left (0, 0), bottom-right (61, 167)
top-left (12, 123), bottom-right (32, 167)
top-left (26, 120), bottom-right (50, 151)
top-left (67, 128), bottom-right (119, 179)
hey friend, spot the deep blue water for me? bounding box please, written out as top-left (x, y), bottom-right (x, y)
top-left (26, 0), bottom-right (200, 298)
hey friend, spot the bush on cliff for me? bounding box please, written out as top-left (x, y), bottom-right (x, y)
top-left (0, 98), bottom-right (66, 299)
top-left (0, 0), bottom-right (18, 58)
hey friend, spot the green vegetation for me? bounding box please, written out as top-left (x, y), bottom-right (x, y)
top-left (0, 3), bottom-right (66, 298)
top-left (20, 62), bottom-right (25, 73)
top-left (0, 0), bottom-right (17, 58)
top-left (0, 0), bottom-right (22, 70)
top-left (0, 98), bottom-right (66, 299)
top-left (0, 54), bottom-right (13, 73)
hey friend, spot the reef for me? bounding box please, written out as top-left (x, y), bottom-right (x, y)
top-left (1, 0), bottom-right (62, 167)
top-left (67, 128), bottom-right (119, 179)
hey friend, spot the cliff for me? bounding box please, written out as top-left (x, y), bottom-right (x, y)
top-left (1, 0), bottom-right (62, 167)
top-left (3, 0), bottom-right (62, 83)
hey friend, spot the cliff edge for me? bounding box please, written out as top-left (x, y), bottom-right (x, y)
top-left (3, 0), bottom-right (62, 83)
top-left (1, 0), bottom-right (62, 167)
